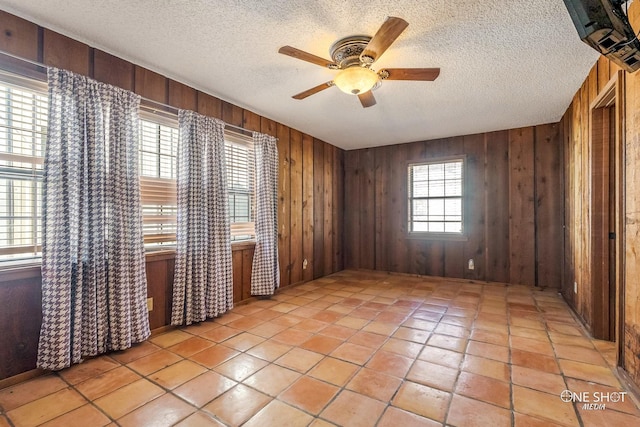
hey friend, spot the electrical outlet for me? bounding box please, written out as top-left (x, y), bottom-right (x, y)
top-left (468, 259), bottom-right (475, 270)
top-left (303, 259), bottom-right (308, 270)
top-left (147, 297), bottom-right (154, 312)
top-left (574, 282), bottom-right (577, 294)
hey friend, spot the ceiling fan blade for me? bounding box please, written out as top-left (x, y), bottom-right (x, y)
top-left (292, 81), bottom-right (334, 99)
top-left (361, 17), bottom-right (409, 63)
top-left (379, 68), bottom-right (441, 81)
top-left (358, 91), bottom-right (376, 108)
top-left (278, 46), bottom-right (338, 68)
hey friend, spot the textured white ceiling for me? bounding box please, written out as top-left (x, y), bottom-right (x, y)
top-left (0, 0), bottom-right (598, 149)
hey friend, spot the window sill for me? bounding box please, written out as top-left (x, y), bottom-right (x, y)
top-left (406, 232), bottom-right (468, 242)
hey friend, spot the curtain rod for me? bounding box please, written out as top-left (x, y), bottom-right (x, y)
top-left (0, 50), bottom-right (263, 139)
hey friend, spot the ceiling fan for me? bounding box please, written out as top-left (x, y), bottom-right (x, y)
top-left (278, 16), bottom-right (440, 108)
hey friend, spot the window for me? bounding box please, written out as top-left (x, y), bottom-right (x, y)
top-left (408, 158), bottom-right (464, 236)
top-left (225, 133), bottom-right (255, 241)
top-left (138, 110), bottom-right (255, 246)
top-left (139, 112), bottom-right (178, 246)
top-left (0, 73), bottom-right (48, 262)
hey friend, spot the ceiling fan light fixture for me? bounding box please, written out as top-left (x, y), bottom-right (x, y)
top-left (333, 66), bottom-right (379, 95)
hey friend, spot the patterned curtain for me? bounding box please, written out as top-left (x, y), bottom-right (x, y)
top-left (38, 68), bottom-right (149, 371)
top-left (171, 110), bottom-right (233, 325)
top-left (251, 132), bottom-right (279, 296)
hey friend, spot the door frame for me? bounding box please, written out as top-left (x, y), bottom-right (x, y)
top-left (589, 71), bottom-right (625, 352)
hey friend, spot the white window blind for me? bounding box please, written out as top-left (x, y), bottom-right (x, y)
top-left (0, 73), bottom-right (47, 262)
top-left (408, 158), bottom-right (464, 235)
top-left (139, 114), bottom-right (178, 245)
top-left (225, 132), bottom-right (255, 240)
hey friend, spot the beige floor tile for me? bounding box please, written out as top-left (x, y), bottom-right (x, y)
top-left (75, 365), bottom-right (141, 400)
top-left (118, 393), bottom-right (195, 427)
top-left (168, 337), bottom-right (215, 357)
top-left (149, 359), bottom-right (207, 389)
top-left (330, 342), bottom-right (376, 365)
top-left (58, 356), bottom-right (120, 384)
top-left (271, 328), bottom-right (314, 346)
top-left (0, 374), bottom-right (67, 411)
top-left (243, 364), bottom-right (300, 396)
top-left (150, 330), bottom-right (193, 348)
top-left (221, 332), bottom-right (265, 352)
top-left (461, 354), bottom-right (510, 382)
top-left (127, 349), bottom-right (182, 376)
top-left (466, 340), bottom-right (510, 363)
top-left (558, 359), bottom-right (620, 387)
top-left (427, 333), bottom-right (468, 352)
top-left (512, 365), bottom-right (567, 395)
top-left (456, 371), bottom-right (511, 408)
top-left (513, 385), bottom-right (580, 426)
top-left (365, 350), bottom-right (413, 378)
top-left (6, 388), bottom-right (87, 427)
top-left (39, 404), bottom-right (110, 427)
top-left (418, 345), bottom-right (464, 369)
top-left (346, 367), bottom-right (402, 402)
top-left (309, 357), bottom-right (359, 386)
top-left (202, 384), bottom-right (271, 426)
top-left (447, 394), bottom-right (512, 427)
top-left (190, 344), bottom-right (239, 369)
top-left (244, 400), bottom-right (314, 427)
top-left (348, 330), bottom-right (387, 348)
top-left (213, 353), bottom-right (268, 382)
top-left (553, 343), bottom-right (606, 365)
top-left (279, 376), bottom-right (339, 415)
top-left (199, 325), bottom-right (242, 343)
top-left (274, 347), bottom-right (324, 373)
top-left (299, 335), bottom-right (343, 354)
top-left (173, 411), bottom-right (226, 427)
top-left (321, 389), bottom-right (386, 427)
top-left (513, 412), bottom-right (568, 427)
top-left (94, 379), bottom-right (164, 419)
top-left (246, 340), bottom-right (292, 362)
top-left (173, 371), bottom-right (236, 408)
top-left (377, 406), bottom-right (441, 427)
top-left (511, 348), bottom-right (561, 374)
top-left (110, 341), bottom-right (161, 364)
top-left (392, 381), bottom-right (451, 422)
top-left (407, 359), bottom-right (459, 392)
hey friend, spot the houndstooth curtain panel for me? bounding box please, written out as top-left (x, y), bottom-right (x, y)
top-left (38, 68), bottom-right (150, 371)
top-left (172, 110), bottom-right (233, 325)
top-left (251, 132), bottom-right (279, 296)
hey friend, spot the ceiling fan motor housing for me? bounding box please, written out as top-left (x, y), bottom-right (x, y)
top-left (329, 36), bottom-right (372, 69)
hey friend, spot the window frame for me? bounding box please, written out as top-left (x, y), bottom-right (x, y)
top-left (406, 155), bottom-right (467, 241)
top-left (0, 70), bottom-right (48, 264)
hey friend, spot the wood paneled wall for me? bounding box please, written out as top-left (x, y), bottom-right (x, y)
top-left (344, 125), bottom-right (563, 287)
top-left (560, 2), bottom-right (640, 388)
top-left (0, 10), bottom-right (344, 380)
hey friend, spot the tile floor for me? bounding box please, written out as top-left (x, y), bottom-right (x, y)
top-left (1, 270), bottom-right (639, 427)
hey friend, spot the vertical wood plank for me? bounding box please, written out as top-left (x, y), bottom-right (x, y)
top-left (344, 150), bottom-right (360, 269)
top-left (0, 11), bottom-right (38, 60)
top-left (93, 50), bottom-right (134, 90)
top-left (277, 124), bottom-right (291, 287)
top-left (242, 248), bottom-right (254, 300)
top-left (323, 143), bottom-right (334, 275)
top-left (260, 117), bottom-right (277, 137)
top-left (289, 129), bottom-right (304, 284)
top-left (313, 139), bottom-right (325, 279)
top-left (333, 147), bottom-right (344, 272)
top-left (509, 127), bottom-right (536, 285)
top-left (168, 80), bottom-right (197, 110)
top-left (197, 92), bottom-right (223, 119)
top-left (302, 133), bottom-right (315, 282)
top-left (359, 148), bottom-right (375, 270)
top-left (242, 110), bottom-right (262, 132)
top-left (135, 66), bottom-right (167, 104)
top-left (43, 29), bottom-right (90, 76)
top-left (232, 250), bottom-right (243, 302)
top-left (463, 133), bottom-right (486, 280)
top-left (597, 56), bottom-right (610, 94)
top-left (374, 146), bottom-right (390, 271)
top-left (222, 101), bottom-right (243, 127)
top-left (535, 123), bottom-right (563, 288)
top-left (485, 130), bottom-right (510, 283)
top-left (443, 137), bottom-right (466, 279)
